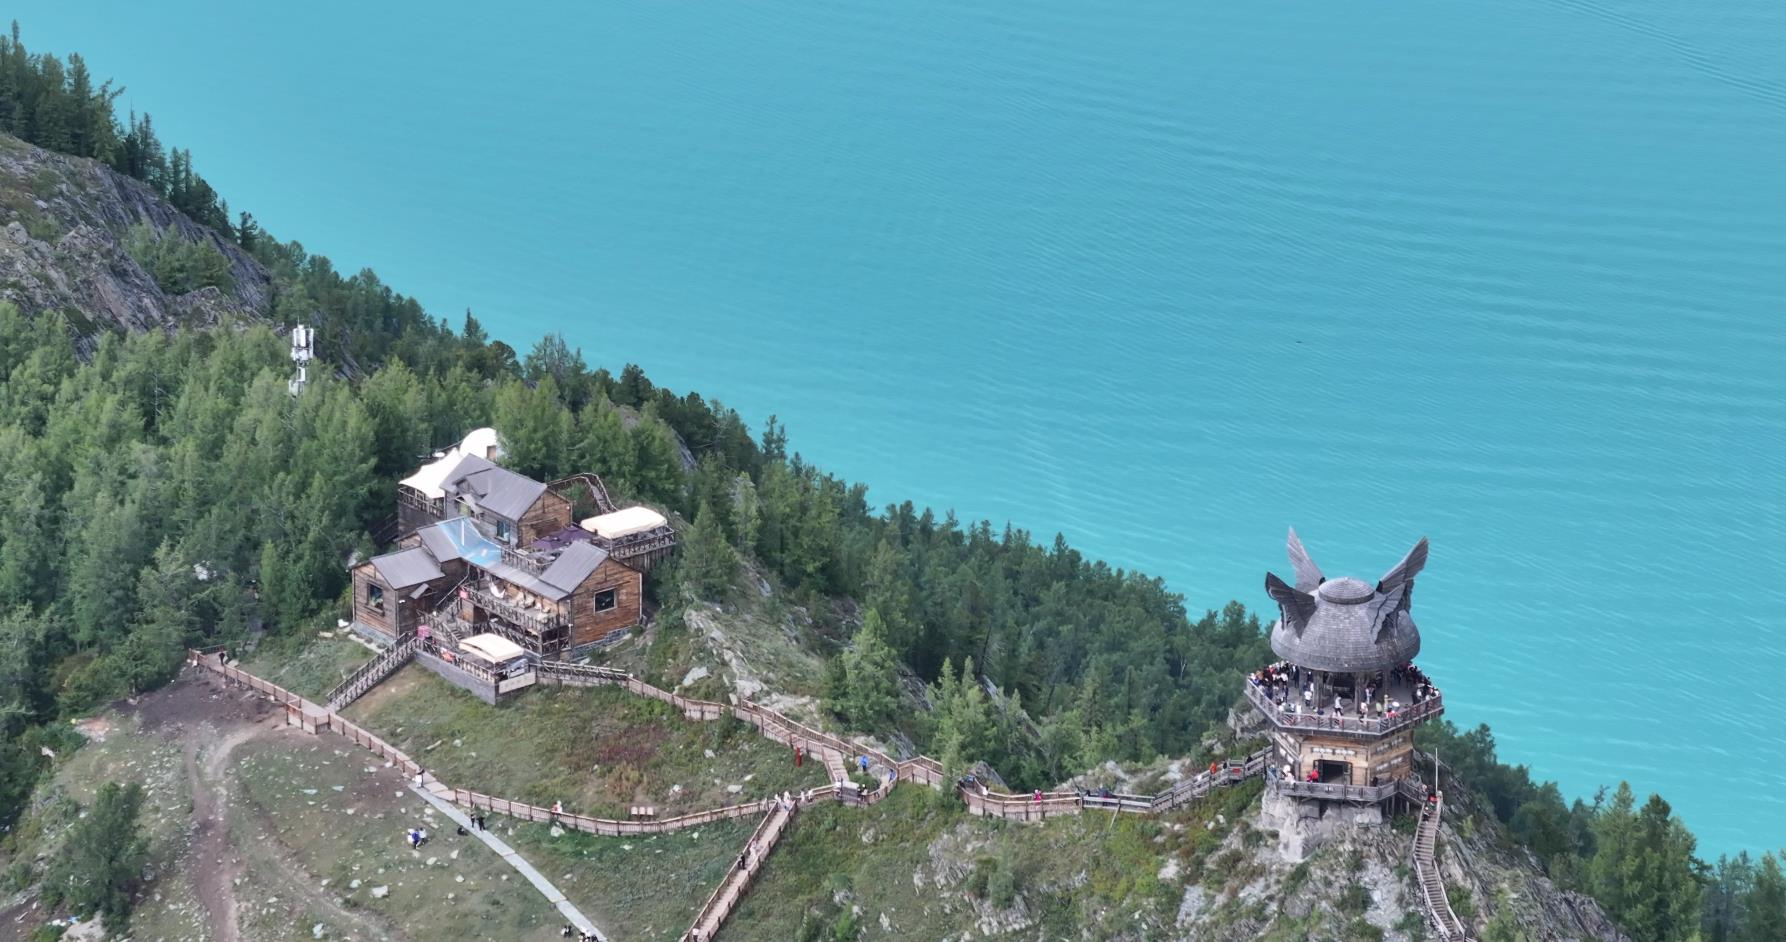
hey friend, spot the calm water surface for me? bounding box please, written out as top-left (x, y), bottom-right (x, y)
top-left (26, 0), bottom-right (1786, 855)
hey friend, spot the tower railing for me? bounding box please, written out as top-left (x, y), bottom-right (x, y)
top-left (1242, 680), bottom-right (1442, 738)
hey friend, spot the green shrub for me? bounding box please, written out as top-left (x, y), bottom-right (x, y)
top-left (39, 782), bottom-right (148, 929)
top-left (988, 858), bottom-right (1020, 909)
top-left (123, 222), bottom-right (233, 295)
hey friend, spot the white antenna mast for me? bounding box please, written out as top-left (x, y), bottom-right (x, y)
top-left (288, 323), bottom-right (315, 396)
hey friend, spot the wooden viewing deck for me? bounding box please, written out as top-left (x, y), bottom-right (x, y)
top-left (1243, 677), bottom-right (1444, 739)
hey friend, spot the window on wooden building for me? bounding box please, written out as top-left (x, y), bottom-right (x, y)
top-left (367, 583), bottom-right (386, 614)
top-left (594, 588), bottom-right (617, 613)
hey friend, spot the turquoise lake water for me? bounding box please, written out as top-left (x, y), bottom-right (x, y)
top-left (22, 1), bottom-right (1786, 855)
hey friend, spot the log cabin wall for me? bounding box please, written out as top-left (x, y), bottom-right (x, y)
top-left (351, 566), bottom-right (399, 638)
top-left (564, 557), bottom-right (644, 647)
top-left (518, 490), bottom-right (574, 545)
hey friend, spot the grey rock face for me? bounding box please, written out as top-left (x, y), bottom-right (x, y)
top-left (0, 133), bottom-right (272, 346)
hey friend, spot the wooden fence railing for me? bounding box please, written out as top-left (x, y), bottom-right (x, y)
top-left (191, 645), bottom-right (1473, 942)
top-left (1243, 680), bottom-right (1444, 738)
top-left (450, 790), bottom-right (777, 837)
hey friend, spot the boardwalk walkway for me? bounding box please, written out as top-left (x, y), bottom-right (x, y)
top-left (409, 783), bottom-right (606, 941)
top-left (681, 803), bottom-right (795, 942)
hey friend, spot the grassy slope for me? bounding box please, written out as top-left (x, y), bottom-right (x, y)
top-left (342, 665), bottom-right (828, 819)
top-left (1, 710), bottom-right (208, 941)
top-left (240, 631), bottom-right (379, 702)
top-left (718, 784), bottom-right (1246, 942)
top-left (506, 816), bottom-right (758, 942)
top-left (230, 736), bottom-right (564, 941)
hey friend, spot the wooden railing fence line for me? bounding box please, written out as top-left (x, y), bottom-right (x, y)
top-left (190, 649), bottom-right (1465, 942)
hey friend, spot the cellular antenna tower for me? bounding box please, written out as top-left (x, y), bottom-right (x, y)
top-left (288, 324), bottom-right (315, 396)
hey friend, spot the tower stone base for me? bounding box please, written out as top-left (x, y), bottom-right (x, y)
top-left (1259, 791), bottom-right (1385, 862)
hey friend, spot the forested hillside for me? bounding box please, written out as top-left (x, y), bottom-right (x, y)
top-left (1, 22), bottom-right (1782, 942)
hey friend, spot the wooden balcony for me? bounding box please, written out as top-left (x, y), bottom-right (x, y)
top-left (466, 582), bottom-right (566, 637)
top-left (499, 545), bottom-right (547, 576)
top-left (397, 486), bottom-right (443, 518)
top-left (1243, 677), bottom-right (1443, 740)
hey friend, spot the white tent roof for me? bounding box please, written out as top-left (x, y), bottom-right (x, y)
top-left (581, 506), bottom-right (668, 539)
top-left (399, 428), bottom-right (504, 499)
top-left (459, 633), bottom-right (526, 664)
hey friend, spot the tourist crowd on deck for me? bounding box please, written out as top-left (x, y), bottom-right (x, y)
top-left (1247, 661), bottom-right (1439, 724)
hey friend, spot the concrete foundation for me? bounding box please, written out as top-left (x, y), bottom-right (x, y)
top-left (415, 649), bottom-right (499, 705)
top-left (1259, 790), bottom-right (1386, 861)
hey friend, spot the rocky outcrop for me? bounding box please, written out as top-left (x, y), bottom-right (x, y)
top-left (0, 133), bottom-right (270, 347)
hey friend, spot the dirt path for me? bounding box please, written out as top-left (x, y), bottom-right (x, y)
top-left (168, 672), bottom-right (389, 942)
top-left (184, 723), bottom-right (254, 942)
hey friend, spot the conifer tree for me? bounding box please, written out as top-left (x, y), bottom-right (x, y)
top-left (493, 376), bottom-right (574, 480)
top-left (731, 472), bottom-right (760, 555)
top-left (682, 499), bottom-right (737, 600)
top-left (42, 781), bottom-right (149, 928)
top-left (629, 406), bottom-right (685, 507)
top-left (1740, 853), bottom-right (1786, 942)
top-left (837, 609), bottom-right (900, 732)
top-left (576, 394), bottom-right (635, 492)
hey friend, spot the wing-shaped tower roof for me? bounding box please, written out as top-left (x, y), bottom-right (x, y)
top-left (1264, 530), bottom-right (1428, 673)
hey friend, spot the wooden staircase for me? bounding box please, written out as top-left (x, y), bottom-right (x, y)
top-left (325, 637), bottom-right (419, 712)
top-left (824, 749), bottom-right (850, 784)
top-left (1413, 791), bottom-right (1474, 941)
top-left (681, 803), bottom-right (795, 942)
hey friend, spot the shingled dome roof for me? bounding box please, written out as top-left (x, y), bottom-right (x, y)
top-left (1264, 529), bottom-right (1429, 673)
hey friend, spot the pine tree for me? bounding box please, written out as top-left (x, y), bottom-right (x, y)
top-left (42, 781), bottom-right (149, 928)
top-left (837, 609), bottom-right (900, 732)
top-left (863, 538), bottom-right (916, 657)
top-left (492, 376), bottom-right (574, 480)
top-left (682, 499), bottom-right (737, 600)
top-left (629, 407), bottom-right (685, 507)
top-left (1740, 853), bottom-right (1786, 942)
top-left (575, 395), bottom-right (636, 493)
top-left (731, 472), bottom-right (760, 555)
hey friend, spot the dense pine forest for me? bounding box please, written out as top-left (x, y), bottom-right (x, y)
top-left (1, 23), bottom-right (1782, 941)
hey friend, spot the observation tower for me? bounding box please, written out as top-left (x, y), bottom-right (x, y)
top-left (1247, 529), bottom-right (1444, 857)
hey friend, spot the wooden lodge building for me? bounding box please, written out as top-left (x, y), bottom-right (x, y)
top-left (349, 428), bottom-right (677, 659)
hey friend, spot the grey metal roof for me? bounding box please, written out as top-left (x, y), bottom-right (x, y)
top-left (370, 547), bottom-right (445, 590)
top-left (415, 522), bottom-right (465, 563)
top-left (438, 454), bottom-right (548, 522)
top-left (1265, 531), bottom-right (1429, 673)
top-left (485, 560), bottom-right (569, 600)
top-left (540, 541), bottom-right (610, 594)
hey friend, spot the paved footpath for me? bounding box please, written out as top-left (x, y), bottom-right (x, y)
top-left (409, 783), bottom-right (606, 941)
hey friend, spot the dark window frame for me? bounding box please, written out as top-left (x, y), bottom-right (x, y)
top-left (593, 587), bottom-right (618, 613)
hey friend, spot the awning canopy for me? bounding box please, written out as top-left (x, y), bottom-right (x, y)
top-left (581, 506), bottom-right (668, 539)
top-left (459, 633), bottom-right (527, 664)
